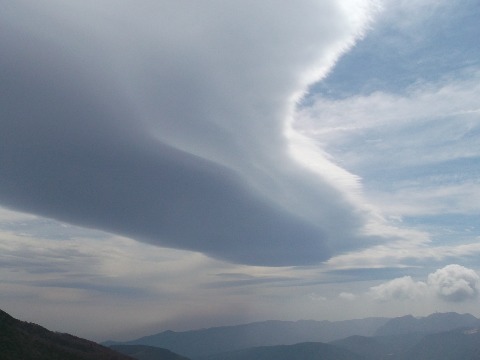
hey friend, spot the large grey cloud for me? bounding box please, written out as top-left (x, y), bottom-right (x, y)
top-left (0, 1), bottom-right (377, 265)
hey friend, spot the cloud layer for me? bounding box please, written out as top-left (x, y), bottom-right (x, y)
top-left (0, 1), bottom-right (380, 266)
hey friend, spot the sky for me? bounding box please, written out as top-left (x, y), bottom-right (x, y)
top-left (1, 0), bottom-right (480, 342)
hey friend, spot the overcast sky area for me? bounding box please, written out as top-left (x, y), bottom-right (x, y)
top-left (1, 0), bottom-right (480, 342)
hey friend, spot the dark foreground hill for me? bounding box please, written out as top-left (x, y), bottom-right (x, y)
top-left (105, 317), bottom-right (387, 358)
top-left (199, 341), bottom-right (365, 360)
top-left (111, 345), bottom-right (190, 360)
top-left (0, 308), bottom-right (133, 360)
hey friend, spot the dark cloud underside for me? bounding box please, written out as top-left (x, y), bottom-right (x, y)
top-left (0, 1), bottom-right (374, 265)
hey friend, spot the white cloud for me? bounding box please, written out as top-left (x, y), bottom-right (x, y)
top-left (297, 72), bottom-right (480, 171)
top-left (339, 292), bottom-right (357, 301)
top-left (296, 70), bottom-right (480, 266)
top-left (369, 265), bottom-right (479, 303)
top-left (427, 264), bottom-right (479, 302)
top-left (369, 276), bottom-right (427, 301)
top-left (326, 238), bottom-right (480, 271)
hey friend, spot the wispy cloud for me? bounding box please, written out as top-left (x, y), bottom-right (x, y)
top-left (297, 70), bottom-right (480, 268)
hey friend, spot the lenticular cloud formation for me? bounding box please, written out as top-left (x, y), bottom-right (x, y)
top-left (0, 1), bottom-right (379, 266)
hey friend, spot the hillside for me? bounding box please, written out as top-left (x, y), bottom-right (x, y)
top-left (0, 309), bottom-right (133, 360)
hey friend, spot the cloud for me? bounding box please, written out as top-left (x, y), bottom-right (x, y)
top-left (339, 292), bottom-right (356, 301)
top-left (369, 264), bottom-right (479, 302)
top-left (325, 236), bottom-right (480, 271)
top-left (297, 71), bottom-right (480, 266)
top-left (427, 264), bottom-right (479, 302)
top-left (0, 1), bottom-right (380, 266)
top-left (309, 293), bottom-right (327, 301)
top-left (369, 276), bottom-right (427, 301)
top-left (0, 224), bottom-right (258, 336)
top-left (298, 73), bottom-right (480, 174)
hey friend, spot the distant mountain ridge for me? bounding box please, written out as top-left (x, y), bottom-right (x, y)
top-left (200, 342), bottom-right (365, 360)
top-left (4, 308), bottom-right (480, 360)
top-left (395, 327), bottom-right (480, 360)
top-left (111, 345), bottom-right (190, 360)
top-left (374, 312), bottom-right (480, 336)
top-left (331, 327), bottom-right (480, 360)
top-left (106, 312), bottom-right (480, 359)
top-left (331, 333), bottom-right (428, 360)
top-left (105, 317), bottom-right (388, 358)
top-left (331, 313), bottom-right (480, 360)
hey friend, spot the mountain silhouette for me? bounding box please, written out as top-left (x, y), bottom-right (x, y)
top-left (199, 341), bottom-right (365, 360)
top-left (374, 312), bottom-right (480, 336)
top-left (111, 344), bottom-right (191, 360)
top-left (0, 308), bottom-right (133, 360)
top-left (105, 318), bottom-right (387, 358)
top-left (395, 328), bottom-right (480, 360)
top-left (5, 308), bottom-right (480, 360)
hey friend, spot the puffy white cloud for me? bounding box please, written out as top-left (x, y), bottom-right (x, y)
top-left (369, 276), bottom-right (427, 301)
top-left (427, 264), bottom-right (479, 302)
top-left (369, 265), bottom-right (479, 303)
